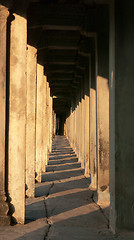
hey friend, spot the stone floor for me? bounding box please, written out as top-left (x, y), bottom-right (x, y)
top-left (0, 136), bottom-right (134, 239)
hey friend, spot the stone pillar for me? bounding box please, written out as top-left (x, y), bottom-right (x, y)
top-left (109, 0), bottom-right (134, 232)
top-left (84, 61), bottom-right (90, 177)
top-left (26, 45), bottom-right (37, 198)
top-left (96, 6), bottom-right (109, 204)
top-left (70, 101), bottom-right (73, 147)
top-left (54, 112), bottom-right (56, 137)
top-left (48, 86), bottom-right (52, 153)
top-left (8, 12), bottom-right (27, 224)
top-left (42, 76), bottom-right (47, 172)
top-left (96, 76), bottom-right (109, 203)
top-left (75, 94), bottom-right (79, 156)
top-left (46, 81), bottom-right (50, 165)
top-left (0, 5), bottom-right (10, 225)
top-left (49, 96), bottom-right (53, 153)
top-left (79, 82), bottom-right (82, 163)
top-left (90, 88), bottom-right (97, 189)
top-left (89, 48), bottom-right (97, 190)
top-left (77, 87), bottom-right (81, 161)
top-left (36, 64), bottom-right (44, 182)
top-left (81, 78), bottom-right (85, 169)
top-left (74, 98), bottom-right (77, 153)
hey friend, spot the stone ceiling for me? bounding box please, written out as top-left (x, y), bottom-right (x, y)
top-left (5, 0), bottom-right (108, 115)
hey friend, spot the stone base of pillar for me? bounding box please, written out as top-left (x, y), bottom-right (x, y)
top-left (0, 216), bottom-right (10, 226)
top-left (0, 193), bottom-right (10, 225)
top-left (93, 187), bottom-right (110, 206)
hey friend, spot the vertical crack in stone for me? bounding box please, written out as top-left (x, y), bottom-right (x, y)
top-left (43, 182), bottom-right (54, 240)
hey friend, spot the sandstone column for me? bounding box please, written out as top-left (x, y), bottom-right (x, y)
top-left (89, 49), bottom-right (97, 190)
top-left (26, 45), bottom-right (37, 198)
top-left (36, 64), bottom-right (44, 182)
top-left (49, 96), bottom-right (53, 153)
top-left (0, 5), bottom-right (10, 225)
top-left (42, 75), bottom-right (47, 172)
top-left (81, 77), bottom-right (85, 169)
top-left (76, 89), bottom-right (80, 158)
top-left (109, 0), bottom-right (134, 231)
top-left (78, 81), bottom-right (82, 163)
top-left (54, 112), bottom-right (56, 137)
top-left (46, 81), bottom-right (50, 165)
top-left (90, 87), bottom-right (97, 189)
top-left (8, 12), bottom-right (27, 224)
top-left (84, 62), bottom-right (90, 177)
top-left (96, 6), bottom-right (109, 204)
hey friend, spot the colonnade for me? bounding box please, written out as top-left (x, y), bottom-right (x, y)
top-left (0, 4), bottom-right (55, 225)
top-left (65, 0), bottom-right (134, 232)
top-left (0, 0), bottom-right (134, 234)
top-left (65, 50), bottom-right (110, 204)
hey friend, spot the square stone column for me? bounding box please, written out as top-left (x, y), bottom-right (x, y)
top-left (46, 81), bottom-right (50, 164)
top-left (42, 76), bottom-right (47, 172)
top-left (96, 6), bottom-right (109, 204)
top-left (109, 0), bottom-right (134, 232)
top-left (84, 60), bottom-right (90, 177)
top-left (8, 13), bottom-right (27, 224)
top-left (81, 77), bottom-right (85, 169)
top-left (89, 49), bottom-right (97, 190)
top-left (26, 45), bottom-right (37, 198)
top-left (76, 87), bottom-right (81, 161)
top-left (90, 87), bottom-right (97, 189)
top-left (0, 5), bottom-right (10, 226)
top-left (75, 95), bottom-right (79, 156)
top-left (36, 64), bottom-right (44, 183)
top-left (78, 81), bottom-right (83, 163)
top-left (49, 96), bottom-right (53, 153)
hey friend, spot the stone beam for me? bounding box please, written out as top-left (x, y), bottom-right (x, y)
top-left (49, 77), bottom-right (73, 81)
top-left (45, 64), bottom-right (75, 73)
top-left (48, 72), bottom-right (74, 78)
top-left (28, 4), bottom-right (84, 29)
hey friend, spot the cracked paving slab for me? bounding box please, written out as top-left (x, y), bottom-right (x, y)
top-left (1, 136), bottom-right (134, 240)
top-left (43, 136), bottom-right (134, 240)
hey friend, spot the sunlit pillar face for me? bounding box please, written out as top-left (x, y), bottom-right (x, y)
top-left (26, 45), bottom-right (37, 198)
top-left (36, 63), bottom-right (44, 183)
top-left (8, 13), bottom-right (27, 224)
top-left (0, 4), bottom-right (10, 225)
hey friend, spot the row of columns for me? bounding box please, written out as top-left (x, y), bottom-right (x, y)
top-left (0, 5), bottom-right (54, 225)
top-left (64, 2), bottom-right (109, 230)
top-left (65, 0), bottom-right (134, 232)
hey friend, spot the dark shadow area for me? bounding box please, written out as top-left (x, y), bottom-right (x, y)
top-left (46, 162), bottom-right (81, 172)
top-left (48, 157), bottom-right (78, 165)
top-left (49, 154), bottom-right (77, 160)
top-left (14, 226), bottom-right (48, 240)
top-left (35, 177), bottom-right (90, 198)
top-left (14, 208), bottom-right (112, 240)
top-left (25, 200), bottom-right (46, 223)
top-left (41, 169), bottom-right (84, 182)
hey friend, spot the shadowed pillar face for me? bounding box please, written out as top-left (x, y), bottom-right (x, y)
top-left (0, 4), bottom-right (10, 226)
top-left (109, 0), bottom-right (134, 232)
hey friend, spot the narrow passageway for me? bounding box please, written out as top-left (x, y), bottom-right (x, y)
top-left (0, 136), bottom-right (133, 239)
top-left (37, 136), bottom-right (113, 240)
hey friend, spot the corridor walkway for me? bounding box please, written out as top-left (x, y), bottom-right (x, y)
top-left (0, 136), bottom-right (134, 239)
